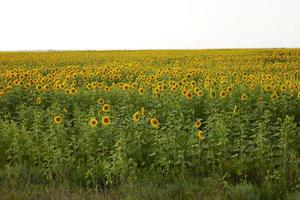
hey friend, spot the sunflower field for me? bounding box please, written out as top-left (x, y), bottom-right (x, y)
top-left (0, 49), bottom-right (300, 199)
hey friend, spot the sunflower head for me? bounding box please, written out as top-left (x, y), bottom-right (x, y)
top-left (197, 90), bottom-right (203, 97)
top-left (133, 111), bottom-right (140, 124)
top-left (69, 87), bottom-right (78, 95)
top-left (102, 104), bottom-right (110, 112)
top-left (54, 116), bottom-right (63, 124)
top-left (36, 96), bottom-right (42, 105)
top-left (265, 85), bottom-right (272, 92)
top-left (64, 89), bottom-right (70, 94)
top-left (196, 130), bottom-right (205, 140)
top-left (123, 84), bottom-right (130, 90)
top-left (241, 93), bottom-right (248, 101)
top-left (219, 90), bottom-right (226, 98)
top-left (138, 88), bottom-right (145, 95)
top-left (150, 117), bottom-right (159, 128)
top-left (271, 93), bottom-right (278, 101)
top-left (227, 87), bottom-right (233, 93)
top-left (89, 118), bottom-right (98, 127)
top-left (98, 98), bottom-right (105, 105)
top-left (101, 116), bottom-right (111, 126)
top-left (36, 85), bottom-right (43, 91)
top-left (0, 90), bottom-right (4, 97)
top-left (280, 85), bottom-right (287, 91)
top-left (210, 90), bottom-right (216, 98)
top-left (141, 107), bottom-right (146, 116)
top-left (185, 92), bottom-right (193, 99)
top-left (195, 119), bottom-right (201, 129)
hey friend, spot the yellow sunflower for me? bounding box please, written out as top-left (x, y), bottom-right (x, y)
top-left (54, 116), bottom-right (63, 124)
top-left (98, 97), bottom-right (105, 105)
top-left (226, 87), bottom-right (233, 93)
top-left (271, 93), bottom-right (278, 101)
top-left (36, 96), bottom-right (42, 105)
top-left (89, 118), bottom-right (98, 127)
top-left (101, 116), bottom-right (111, 126)
top-left (0, 90), bottom-right (4, 97)
top-left (150, 117), bottom-right (159, 128)
top-left (133, 111), bottom-right (140, 124)
top-left (210, 90), bottom-right (216, 98)
top-left (69, 87), bottom-right (78, 95)
top-left (241, 93), bottom-right (248, 101)
top-left (36, 85), bottom-right (43, 91)
top-left (195, 119), bottom-right (201, 129)
top-left (196, 130), bottom-right (205, 140)
top-left (141, 107), bottom-right (146, 116)
top-left (138, 88), bottom-right (145, 95)
top-left (102, 104), bottom-right (110, 112)
top-left (185, 92), bottom-right (193, 99)
top-left (197, 90), bottom-right (203, 97)
top-left (219, 90), bottom-right (226, 98)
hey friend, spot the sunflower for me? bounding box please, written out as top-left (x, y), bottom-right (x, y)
top-left (271, 93), bottom-right (278, 101)
top-left (89, 118), bottom-right (98, 127)
top-left (102, 104), bottom-right (110, 112)
top-left (124, 84), bottom-right (131, 90)
top-left (54, 116), bottom-right (63, 124)
top-left (241, 93), bottom-right (248, 101)
top-left (171, 86), bottom-right (177, 92)
top-left (210, 90), bottom-right (216, 98)
top-left (101, 116), bottom-right (111, 126)
top-left (185, 92), bottom-right (193, 99)
top-left (141, 107), bottom-right (146, 116)
top-left (195, 119), bottom-right (201, 129)
top-left (98, 97), bottom-right (105, 105)
top-left (219, 90), bottom-right (226, 98)
top-left (191, 80), bottom-right (196, 86)
top-left (36, 96), bottom-right (42, 105)
top-left (138, 88), bottom-right (145, 95)
top-left (133, 111), bottom-right (140, 124)
top-left (86, 83), bottom-right (93, 90)
top-left (36, 84), bottom-right (43, 91)
top-left (196, 130), bottom-right (205, 140)
top-left (105, 86), bottom-right (111, 92)
top-left (265, 85), bottom-right (272, 92)
top-left (194, 87), bottom-right (200, 93)
top-left (69, 87), bottom-right (78, 95)
top-left (280, 85), bottom-right (287, 91)
top-left (64, 89), bottom-right (70, 94)
top-left (150, 117), bottom-right (159, 128)
top-left (43, 85), bottom-right (50, 91)
top-left (197, 90), bottom-right (203, 97)
top-left (55, 84), bottom-right (61, 90)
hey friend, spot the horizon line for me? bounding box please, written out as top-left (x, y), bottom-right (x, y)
top-left (1, 47), bottom-right (300, 52)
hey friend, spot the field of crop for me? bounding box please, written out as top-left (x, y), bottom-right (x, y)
top-left (0, 49), bottom-right (300, 199)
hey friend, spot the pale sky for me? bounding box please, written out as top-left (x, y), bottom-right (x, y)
top-left (0, 0), bottom-right (300, 50)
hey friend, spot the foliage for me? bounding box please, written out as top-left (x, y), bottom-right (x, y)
top-left (0, 49), bottom-right (300, 198)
